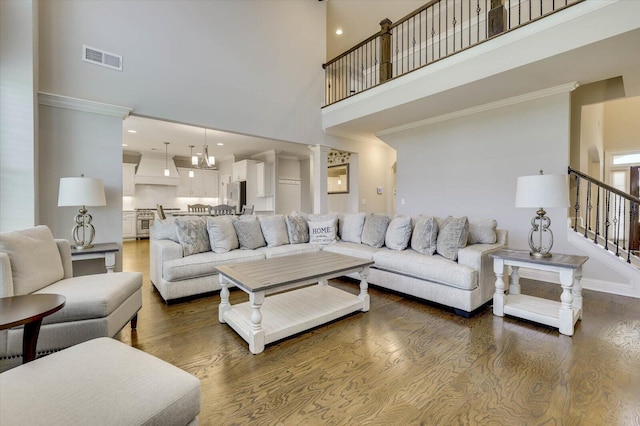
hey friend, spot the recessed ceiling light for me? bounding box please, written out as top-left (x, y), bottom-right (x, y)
top-left (217, 143), bottom-right (224, 146)
top-left (127, 130), bottom-right (137, 134)
top-left (122, 143), bottom-right (128, 147)
top-left (336, 28), bottom-right (343, 35)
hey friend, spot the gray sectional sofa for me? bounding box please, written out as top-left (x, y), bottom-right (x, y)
top-left (149, 213), bottom-right (507, 315)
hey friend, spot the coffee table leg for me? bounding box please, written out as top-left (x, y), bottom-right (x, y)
top-left (22, 318), bottom-right (43, 363)
top-left (219, 274), bottom-right (230, 323)
top-left (249, 292), bottom-right (265, 354)
top-left (358, 266), bottom-right (370, 312)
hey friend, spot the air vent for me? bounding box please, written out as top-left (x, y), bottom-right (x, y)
top-left (82, 45), bottom-right (123, 71)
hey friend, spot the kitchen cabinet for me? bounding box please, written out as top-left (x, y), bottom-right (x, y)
top-left (232, 160), bottom-right (258, 182)
top-left (177, 168), bottom-right (218, 198)
top-left (123, 211), bottom-right (136, 239)
top-left (123, 163), bottom-right (136, 196)
top-left (256, 162), bottom-right (273, 197)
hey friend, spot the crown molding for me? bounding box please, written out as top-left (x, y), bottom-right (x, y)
top-left (376, 82), bottom-right (579, 137)
top-left (38, 92), bottom-right (132, 118)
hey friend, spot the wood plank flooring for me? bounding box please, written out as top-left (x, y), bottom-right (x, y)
top-left (119, 240), bottom-right (640, 425)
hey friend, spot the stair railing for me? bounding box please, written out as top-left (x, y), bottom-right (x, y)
top-left (323, 0), bottom-right (584, 107)
top-left (568, 167), bottom-right (640, 264)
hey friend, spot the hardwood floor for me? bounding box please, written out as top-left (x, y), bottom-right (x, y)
top-left (120, 240), bottom-right (640, 425)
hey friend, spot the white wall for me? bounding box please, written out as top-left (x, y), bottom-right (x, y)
top-left (380, 92), bottom-right (628, 285)
top-left (0, 0), bottom-right (38, 231)
top-left (38, 0), bottom-right (326, 146)
top-left (38, 104), bottom-right (125, 271)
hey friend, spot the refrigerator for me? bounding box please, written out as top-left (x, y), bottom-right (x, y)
top-left (228, 181), bottom-right (246, 211)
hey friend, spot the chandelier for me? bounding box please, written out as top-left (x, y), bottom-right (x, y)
top-left (190, 129), bottom-right (216, 172)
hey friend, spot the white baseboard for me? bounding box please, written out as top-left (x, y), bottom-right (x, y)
top-left (517, 268), bottom-right (639, 299)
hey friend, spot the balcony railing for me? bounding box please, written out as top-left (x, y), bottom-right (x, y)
top-left (323, 0), bottom-right (584, 107)
top-left (569, 167), bottom-right (640, 264)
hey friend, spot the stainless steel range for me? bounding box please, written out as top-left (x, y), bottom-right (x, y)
top-left (135, 209), bottom-right (155, 239)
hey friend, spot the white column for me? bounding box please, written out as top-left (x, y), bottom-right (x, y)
top-left (308, 145), bottom-right (330, 214)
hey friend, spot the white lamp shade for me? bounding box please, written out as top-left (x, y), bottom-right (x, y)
top-left (515, 174), bottom-right (569, 208)
top-left (58, 177), bottom-right (107, 207)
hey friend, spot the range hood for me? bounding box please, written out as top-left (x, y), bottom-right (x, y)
top-left (134, 152), bottom-right (180, 186)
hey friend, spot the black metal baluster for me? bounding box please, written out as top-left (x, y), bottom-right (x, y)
top-left (615, 195), bottom-right (621, 256)
top-left (574, 175), bottom-right (580, 232)
top-left (622, 200), bottom-right (627, 250)
top-left (438, 2), bottom-right (442, 59)
top-left (604, 190), bottom-right (610, 251)
top-left (461, 0), bottom-right (464, 49)
top-left (594, 184), bottom-right (600, 244)
top-left (629, 202), bottom-right (636, 263)
top-left (585, 181), bottom-right (591, 238)
top-left (419, 11), bottom-right (422, 66)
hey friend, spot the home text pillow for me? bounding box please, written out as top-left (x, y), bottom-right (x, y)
top-left (285, 215), bottom-right (309, 244)
top-left (436, 216), bottom-right (469, 261)
top-left (468, 218), bottom-right (498, 244)
top-left (0, 225), bottom-right (64, 296)
top-left (340, 212), bottom-right (366, 243)
top-left (411, 216), bottom-right (438, 255)
top-left (206, 216), bottom-right (239, 253)
top-left (174, 217), bottom-right (211, 256)
top-left (361, 214), bottom-right (390, 248)
top-left (151, 218), bottom-right (179, 242)
top-left (232, 217), bottom-right (266, 250)
top-left (385, 215), bottom-right (412, 250)
top-left (259, 215), bottom-right (290, 248)
top-left (308, 218), bottom-right (338, 245)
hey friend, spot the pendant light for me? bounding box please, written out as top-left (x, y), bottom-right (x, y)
top-left (188, 146), bottom-right (195, 178)
top-left (164, 142), bottom-right (170, 177)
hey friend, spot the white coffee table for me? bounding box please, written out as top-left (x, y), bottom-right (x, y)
top-left (216, 251), bottom-right (373, 354)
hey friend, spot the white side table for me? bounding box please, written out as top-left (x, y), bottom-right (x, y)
top-left (70, 242), bottom-right (119, 273)
top-left (490, 249), bottom-right (588, 336)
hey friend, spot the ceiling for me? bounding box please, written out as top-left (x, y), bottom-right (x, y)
top-left (122, 115), bottom-right (312, 161)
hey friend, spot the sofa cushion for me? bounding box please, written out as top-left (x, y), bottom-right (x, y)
top-left (468, 218), bottom-right (498, 244)
top-left (322, 241), bottom-right (382, 261)
top-left (259, 215), bottom-right (290, 248)
top-left (259, 243), bottom-right (321, 259)
top-left (308, 218), bottom-right (338, 245)
top-left (233, 216), bottom-right (266, 250)
top-left (206, 216), bottom-right (239, 253)
top-left (163, 250), bottom-right (265, 281)
top-left (174, 217), bottom-right (211, 256)
top-left (34, 272), bottom-right (142, 323)
top-left (339, 212), bottom-right (366, 243)
top-left (411, 216), bottom-right (438, 255)
top-left (385, 215), bottom-right (412, 250)
top-left (361, 214), bottom-right (390, 248)
top-left (0, 225), bottom-right (64, 295)
top-left (285, 215), bottom-right (309, 244)
top-left (151, 218), bottom-right (179, 242)
top-left (436, 216), bottom-right (469, 261)
top-left (373, 249), bottom-right (477, 290)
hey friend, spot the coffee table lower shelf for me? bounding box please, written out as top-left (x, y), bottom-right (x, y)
top-left (221, 285), bottom-right (364, 353)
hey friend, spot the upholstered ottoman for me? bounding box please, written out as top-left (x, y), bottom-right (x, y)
top-left (0, 337), bottom-right (201, 426)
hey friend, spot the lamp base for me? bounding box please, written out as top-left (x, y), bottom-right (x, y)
top-left (529, 251), bottom-right (552, 258)
top-left (72, 244), bottom-right (95, 250)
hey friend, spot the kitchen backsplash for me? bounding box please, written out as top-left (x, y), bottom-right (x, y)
top-left (123, 184), bottom-right (220, 211)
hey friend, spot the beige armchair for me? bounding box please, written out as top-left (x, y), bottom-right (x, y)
top-left (0, 226), bottom-right (142, 361)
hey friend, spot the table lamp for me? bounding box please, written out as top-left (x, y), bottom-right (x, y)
top-left (58, 176), bottom-right (106, 249)
top-left (515, 170), bottom-right (569, 258)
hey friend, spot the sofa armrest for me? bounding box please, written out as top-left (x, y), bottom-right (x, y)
top-left (0, 253), bottom-right (14, 298)
top-left (458, 243), bottom-right (504, 272)
top-left (149, 239), bottom-right (184, 285)
top-left (55, 239), bottom-right (74, 279)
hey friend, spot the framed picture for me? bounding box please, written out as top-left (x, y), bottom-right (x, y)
top-left (328, 164), bottom-right (349, 194)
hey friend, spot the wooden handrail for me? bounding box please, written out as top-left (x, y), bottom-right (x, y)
top-left (568, 167), bottom-right (640, 204)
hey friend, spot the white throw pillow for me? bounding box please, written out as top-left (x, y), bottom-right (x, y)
top-left (340, 212), bottom-right (366, 243)
top-left (151, 218), bottom-right (179, 242)
top-left (468, 218), bottom-right (498, 244)
top-left (411, 216), bottom-right (438, 255)
top-left (436, 216), bottom-right (469, 261)
top-left (308, 218), bottom-right (338, 245)
top-left (385, 215), bottom-right (412, 250)
top-left (206, 216), bottom-right (239, 253)
top-left (259, 215), bottom-right (290, 248)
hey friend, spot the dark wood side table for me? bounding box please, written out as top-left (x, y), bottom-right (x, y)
top-left (0, 294), bottom-right (66, 363)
